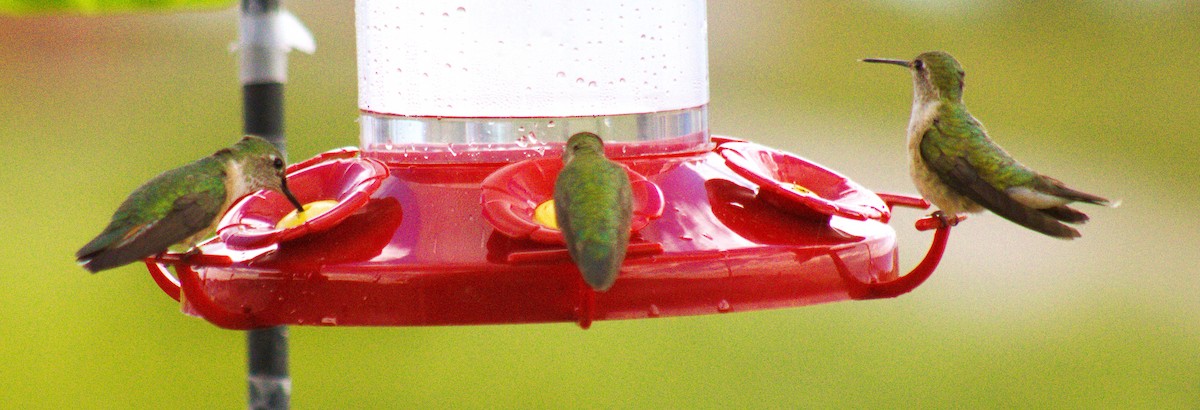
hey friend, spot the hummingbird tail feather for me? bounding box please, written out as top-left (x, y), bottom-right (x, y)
top-left (1041, 176), bottom-right (1110, 206)
top-left (1039, 205), bottom-right (1089, 224)
top-left (77, 251), bottom-right (135, 273)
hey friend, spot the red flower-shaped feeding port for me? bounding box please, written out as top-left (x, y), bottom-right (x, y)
top-left (718, 141), bottom-right (889, 222)
top-left (480, 157), bottom-right (665, 245)
top-left (216, 150), bottom-right (389, 250)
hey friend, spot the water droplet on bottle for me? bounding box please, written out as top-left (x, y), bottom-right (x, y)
top-left (576, 77), bottom-right (584, 84)
top-left (717, 300), bottom-right (731, 312)
top-left (556, 71), bottom-right (565, 78)
top-left (587, 81), bottom-right (597, 87)
top-left (456, 6), bottom-right (466, 12)
top-left (321, 317), bottom-right (338, 325)
top-left (515, 132), bottom-right (532, 147)
top-left (546, 121), bottom-right (556, 128)
top-left (648, 304), bottom-right (661, 317)
top-left (442, 12), bottom-right (449, 17)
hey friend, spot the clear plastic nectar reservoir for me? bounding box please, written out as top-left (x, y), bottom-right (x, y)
top-left (356, 0), bottom-right (709, 161)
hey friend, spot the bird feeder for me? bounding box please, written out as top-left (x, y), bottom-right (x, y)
top-left (145, 0), bottom-right (956, 329)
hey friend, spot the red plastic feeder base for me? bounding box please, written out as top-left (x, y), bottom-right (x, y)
top-left (145, 138), bottom-right (954, 329)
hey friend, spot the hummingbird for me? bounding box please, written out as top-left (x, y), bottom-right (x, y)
top-left (76, 135), bottom-right (305, 272)
top-left (862, 51), bottom-right (1110, 238)
top-left (554, 132), bottom-right (633, 291)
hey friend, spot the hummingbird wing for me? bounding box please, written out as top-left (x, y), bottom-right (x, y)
top-left (920, 128), bottom-right (1081, 239)
top-left (77, 163), bottom-right (227, 272)
top-left (554, 157), bottom-right (633, 291)
top-left (77, 190), bottom-right (224, 272)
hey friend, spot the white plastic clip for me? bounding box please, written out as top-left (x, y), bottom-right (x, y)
top-left (237, 8), bottom-right (316, 84)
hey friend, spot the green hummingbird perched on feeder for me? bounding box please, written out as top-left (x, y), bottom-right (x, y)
top-left (76, 135), bottom-right (305, 272)
top-left (862, 51), bottom-right (1111, 238)
top-left (554, 132), bottom-right (633, 291)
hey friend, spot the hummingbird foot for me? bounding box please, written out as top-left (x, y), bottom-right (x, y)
top-left (178, 246), bottom-right (204, 262)
top-left (931, 210), bottom-right (966, 229)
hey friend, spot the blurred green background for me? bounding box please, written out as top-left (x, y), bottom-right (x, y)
top-left (1, 1), bottom-right (1197, 408)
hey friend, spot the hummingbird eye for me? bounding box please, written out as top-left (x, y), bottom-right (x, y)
top-left (271, 157), bottom-right (284, 170)
top-left (913, 59), bottom-right (925, 71)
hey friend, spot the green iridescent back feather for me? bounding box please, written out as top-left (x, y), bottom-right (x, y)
top-left (553, 133), bottom-right (633, 291)
top-left (925, 103), bottom-right (1038, 190)
top-left (76, 157), bottom-right (227, 258)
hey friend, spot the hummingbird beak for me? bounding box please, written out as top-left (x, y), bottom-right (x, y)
top-left (279, 176), bottom-right (305, 213)
top-left (860, 58), bottom-right (912, 68)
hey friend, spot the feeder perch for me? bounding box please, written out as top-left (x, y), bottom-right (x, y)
top-left (144, 1), bottom-right (957, 329)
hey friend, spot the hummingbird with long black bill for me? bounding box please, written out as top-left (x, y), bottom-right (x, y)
top-left (76, 135), bottom-right (305, 272)
top-left (862, 51), bottom-right (1111, 238)
top-left (554, 132), bottom-right (633, 291)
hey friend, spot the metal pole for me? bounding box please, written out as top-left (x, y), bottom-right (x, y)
top-left (247, 326), bottom-right (290, 410)
top-left (240, 0), bottom-right (300, 408)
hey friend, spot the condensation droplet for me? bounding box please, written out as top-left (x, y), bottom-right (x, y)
top-left (717, 300), bottom-right (731, 312)
top-left (456, 6), bottom-right (466, 12)
top-left (587, 81), bottom-right (597, 87)
top-left (515, 134), bottom-right (530, 147)
top-left (576, 78), bottom-right (584, 84)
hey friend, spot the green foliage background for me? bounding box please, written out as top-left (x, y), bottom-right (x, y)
top-left (0, 1), bottom-right (1196, 408)
top-left (0, 0), bottom-right (232, 15)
